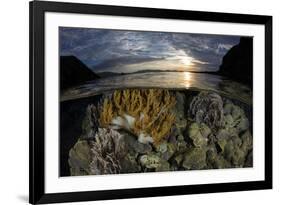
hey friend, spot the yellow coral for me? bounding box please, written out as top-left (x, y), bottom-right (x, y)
top-left (99, 98), bottom-right (114, 126)
top-left (99, 89), bottom-right (176, 145)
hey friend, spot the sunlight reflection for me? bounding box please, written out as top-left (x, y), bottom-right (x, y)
top-left (182, 72), bottom-right (192, 88)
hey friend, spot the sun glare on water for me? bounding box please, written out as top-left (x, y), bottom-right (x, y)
top-left (182, 70), bottom-right (193, 88)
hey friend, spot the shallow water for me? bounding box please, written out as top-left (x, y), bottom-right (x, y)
top-left (60, 74), bottom-right (253, 176)
top-left (61, 72), bottom-right (252, 105)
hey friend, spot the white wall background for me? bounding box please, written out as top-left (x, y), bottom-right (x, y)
top-left (0, 0), bottom-right (279, 204)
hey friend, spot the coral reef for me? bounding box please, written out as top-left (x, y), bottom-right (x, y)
top-left (139, 152), bottom-right (170, 172)
top-left (120, 153), bottom-right (141, 173)
top-left (122, 132), bottom-right (152, 154)
top-left (68, 89), bottom-right (253, 176)
top-left (189, 91), bottom-right (224, 129)
top-left (182, 148), bottom-right (207, 170)
top-left (223, 101), bottom-right (249, 134)
top-left (184, 94), bottom-right (252, 169)
top-left (99, 89), bottom-right (176, 145)
top-left (139, 153), bottom-right (162, 169)
top-left (89, 128), bottom-right (127, 175)
top-left (188, 122), bottom-right (210, 148)
top-left (156, 141), bottom-right (176, 161)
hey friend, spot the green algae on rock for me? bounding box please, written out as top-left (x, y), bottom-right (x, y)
top-left (182, 148), bottom-right (207, 170)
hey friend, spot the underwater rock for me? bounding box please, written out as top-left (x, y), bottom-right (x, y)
top-left (155, 160), bottom-right (170, 172)
top-left (134, 139), bottom-right (153, 154)
top-left (68, 140), bottom-right (92, 176)
top-left (175, 135), bottom-right (188, 153)
top-left (189, 91), bottom-right (224, 129)
top-left (244, 150), bottom-right (253, 167)
top-left (121, 132), bottom-right (137, 152)
top-left (223, 137), bottom-right (244, 167)
top-left (120, 153), bottom-right (141, 173)
top-left (182, 148), bottom-right (206, 170)
top-left (69, 89), bottom-right (253, 176)
top-left (89, 128), bottom-right (127, 175)
top-left (207, 127), bottom-right (252, 168)
top-left (240, 130), bottom-right (253, 152)
top-left (223, 103), bottom-right (249, 134)
top-left (216, 129), bottom-right (231, 152)
top-left (188, 122), bottom-right (210, 148)
top-left (174, 92), bottom-right (186, 118)
top-left (123, 132), bottom-right (152, 154)
top-left (156, 141), bottom-right (176, 161)
top-left (206, 148), bottom-right (231, 169)
top-left (168, 131), bottom-right (177, 144)
top-left (172, 92), bottom-right (187, 135)
top-left (139, 153), bottom-right (163, 169)
top-left (174, 154), bottom-right (184, 166)
top-left (220, 131), bottom-right (252, 167)
top-left (80, 104), bottom-right (100, 140)
top-left (156, 141), bottom-right (168, 153)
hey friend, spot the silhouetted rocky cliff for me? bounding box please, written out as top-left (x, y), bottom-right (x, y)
top-left (218, 37), bottom-right (253, 87)
top-left (60, 56), bottom-right (100, 90)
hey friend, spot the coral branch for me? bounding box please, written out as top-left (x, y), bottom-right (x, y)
top-left (99, 89), bottom-right (176, 145)
top-left (189, 91), bottom-right (224, 129)
top-left (89, 128), bottom-right (126, 175)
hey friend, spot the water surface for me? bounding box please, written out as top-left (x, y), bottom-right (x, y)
top-left (61, 72), bottom-right (252, 104)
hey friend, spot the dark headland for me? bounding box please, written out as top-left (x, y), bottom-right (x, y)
top-left (218, 37), bottom-right (253, 87)
top-left (60, 56), bottom-right (100, 90)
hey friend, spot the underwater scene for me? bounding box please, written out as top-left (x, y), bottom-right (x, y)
top-left (59, 27), bottom-right (253, 176)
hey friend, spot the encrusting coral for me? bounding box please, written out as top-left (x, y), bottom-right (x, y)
top-left (99, 89), bottom-right (176, 145)
top-left (189, 91), bottom-right (224, 129)
top-left (89, 128), bottom-right (126, 175)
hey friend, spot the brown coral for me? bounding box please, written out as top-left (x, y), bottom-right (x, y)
top-left (89, 128), bottom-right (126, 175)
top-left (189, 91), bottom-right (224, 129)
top-left (99, 97), bottom-right (114, 126)
top-left (99, 89), bottom-right (176, 145)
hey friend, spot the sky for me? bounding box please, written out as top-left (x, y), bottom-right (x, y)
top-left (59, 27), bottom-right (241, 73)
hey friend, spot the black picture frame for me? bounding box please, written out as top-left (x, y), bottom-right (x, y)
top-left (29, 0), bottom-right (272, 204)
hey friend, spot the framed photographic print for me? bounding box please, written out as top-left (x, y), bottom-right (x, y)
top-left (29, 0), bottom-right (272, 204)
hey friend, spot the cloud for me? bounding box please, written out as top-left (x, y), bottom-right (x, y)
top-left (59, 27), bottom-right (241, 72)
top-left (93, 56), bottom-right (164, 72)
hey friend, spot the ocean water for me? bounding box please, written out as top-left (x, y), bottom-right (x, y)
top-left (60, 71), bottom-right (253, 176)
top-left (61, 71), bottom-right (252, 104)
